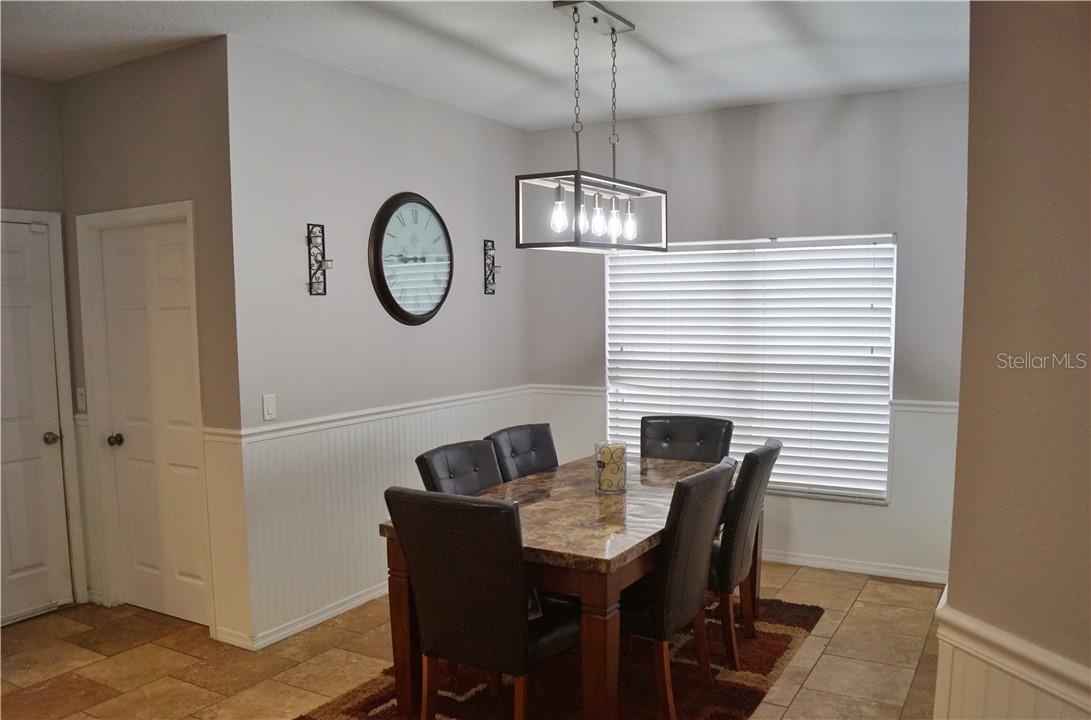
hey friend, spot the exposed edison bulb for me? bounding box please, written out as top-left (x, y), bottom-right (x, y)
top-left (623, 198), bottom-right (638, 241)
top-left (590, 193), bottom-right (607, 237)
top-left (607, 196), bottom-right (622, 240)
top-left (577, 203), bottom-right (590, 234)
top-left (549, 184), bottom-right (568, 233)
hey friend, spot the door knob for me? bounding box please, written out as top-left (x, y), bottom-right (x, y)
top-left (106, 433), bottom-right (125, 447)
top-left (42, 431), bottom-right (60, 445)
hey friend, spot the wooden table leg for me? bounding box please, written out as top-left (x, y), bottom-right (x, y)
top-left (387, 537), bottom-right (420, 719)
top-left (580, 579), bottom-right (621, 720)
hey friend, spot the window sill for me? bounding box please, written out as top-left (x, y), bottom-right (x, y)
top-left (767, 486), bottom-right (889, 507)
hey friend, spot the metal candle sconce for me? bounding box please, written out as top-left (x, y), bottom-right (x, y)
top-left (484, 239), bottom-right (501, 294)
top-left (307, 223), bottom-right (333, 295)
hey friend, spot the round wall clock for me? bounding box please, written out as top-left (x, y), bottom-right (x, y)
top-left (368, 192), bottom-right (453, 325)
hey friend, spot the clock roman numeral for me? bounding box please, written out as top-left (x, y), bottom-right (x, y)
top-left (411, 207), bottom-right (419, 225)
top-left (396, 212), bottom-right (406, 227)
top-left (433, 235), bottom-right (442, 244)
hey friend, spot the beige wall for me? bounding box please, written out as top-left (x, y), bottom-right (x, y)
top-left (947, 2), bottom-right (1090, 664)
top-left (59, 38), bottom-right (240, 428)
top-left (1, 73), bottom-right (64, 211)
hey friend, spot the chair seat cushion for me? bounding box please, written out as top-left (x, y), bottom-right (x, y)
top-left (527, 594), bottom-right (581, 670)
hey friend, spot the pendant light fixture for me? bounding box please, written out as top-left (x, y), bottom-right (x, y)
top-left (515, 1), bottom-right (667, 253)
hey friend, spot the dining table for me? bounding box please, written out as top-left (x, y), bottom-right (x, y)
top-left (379, 454), bottom-right (731, 720)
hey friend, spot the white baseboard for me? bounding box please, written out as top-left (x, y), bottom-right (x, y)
top-left (251, 581), bottom-right (388, 650)
top-left (211, 626), bottom-right (257, 651)
top-left (935, 603), bottom-right (1090, 718)
top-left (762, 548), bottom-right (949, 585)
top-left (1, 597), bottom-right (74, 626)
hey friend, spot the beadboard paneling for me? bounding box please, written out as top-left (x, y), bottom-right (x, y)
top-left (240, 385), bottom-right (605, 644)
top-left (935, 604), bottom-right (1090, 719)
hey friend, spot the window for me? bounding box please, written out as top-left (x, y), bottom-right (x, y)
top-left (605, 236), bottom-right (896, 501)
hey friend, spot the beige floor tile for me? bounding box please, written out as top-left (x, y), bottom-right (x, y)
top-left (784, 688), bottom-right (902, 719)
top-left (841, 602), bottom-right (934, 638)
top-left (751, 701), bottom-right (787, 719)
top-left (133, 611), bottom-right (198, 631)
top-left (67, 617), bottom-right (176, 657)
top-left (825, 626), bottom-right (926, 668)
top-left (154, 627), bottom-right (231, 660)
top-left (273, 648), bottom-right (387, 697)
top-left (763, 665), bottom-right (811, 707)
top-left (1, 673), bottom-right (119, 719)
top-left (775, 580), bottom-right (860, 612)
top-left (804, 655), bottom-right (915, 706)
top-left (793, 567), bottom-right (869, 589)
top-left (3, 617), bottom-right (95, 659)
top-left (76, 644), bottom-right (199, 692)
top-left (856, 580), bottom-right (943, 611)
top-left (759, 562), bottom-right (800, 589)
top-left (336, 623), bottom-right (392, 662)
top-left (899, 685), bottom-right (936, 719)
top-left (57, 605), bottom-right (141, 628)
top-left (83, 676), bottom-right (223, 719)
top-left (61, 713), bottom-right (97, 719)
top-left (192, 679), bottom-right (326, 720)
top-left (3, 679), bottom-right (21, 694)
top-left (2, 641), bottom-right (106, 687)
top-left (326, 598), bottom-right (390, 634)
top-left (810, 609), bottom-right (847, 638)
top-left (788, 635), bottom-right (828, 670)
top-left (264, 623), bottom-right (359, 664)
top-left (169, 647), bottom-right (297, 696)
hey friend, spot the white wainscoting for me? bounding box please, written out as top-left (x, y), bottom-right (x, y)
top-left (233, 384), bottom-right (605, 647)
top-left (934, 600), bottom-right (1091, 719)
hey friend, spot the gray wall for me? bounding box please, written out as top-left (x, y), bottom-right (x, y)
top-left (59, 38), bottom-right (240, 428)
top-left (226, 38), bottom-right (534, 427)
top-left (949, 2), bottom-right (1089, 664)
top-left (525, 84), bottom-right (970, 403)
top-left (1, 73), bottom-right (64, 212)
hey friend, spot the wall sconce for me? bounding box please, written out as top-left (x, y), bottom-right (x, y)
top-left (307, 223), bottom-right (333, 295)
top-left (484, 239), bottom-right (501, 294)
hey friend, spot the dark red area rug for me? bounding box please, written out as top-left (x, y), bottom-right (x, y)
top-left (298, 595), bottom-right (823, 720)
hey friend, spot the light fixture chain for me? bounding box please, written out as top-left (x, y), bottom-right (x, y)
top-left (571, 7), bottom-right (582, 172)
top-left (609, 28), bottom-right (619, 178)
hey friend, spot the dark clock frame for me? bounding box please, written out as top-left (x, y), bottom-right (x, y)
top-left (368, 191), bottom-right (454, 326)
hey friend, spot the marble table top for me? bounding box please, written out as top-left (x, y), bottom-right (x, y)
top-left (380, 455), bottom-right (715, 573)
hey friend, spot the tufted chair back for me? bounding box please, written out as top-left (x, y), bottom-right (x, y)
top-left (415, 440), bottom-right (504, 495)
top-left (485, 423), bottom-right (559, 483)
top-left (714, 439), bottom-right (782, 592)
top-left (640, 415), bottom-right (733, 464)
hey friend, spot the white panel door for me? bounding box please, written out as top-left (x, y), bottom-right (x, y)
top-left (1, 221), bottom-right (73, 622)
top-left (101, 220), bottom-right (210, 624)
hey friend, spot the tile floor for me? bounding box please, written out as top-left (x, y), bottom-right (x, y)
top-left (0, 563), bottom-right (941, 719)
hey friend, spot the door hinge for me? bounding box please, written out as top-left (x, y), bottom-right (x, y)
top-left (29, 222), bottom-right (48, 234)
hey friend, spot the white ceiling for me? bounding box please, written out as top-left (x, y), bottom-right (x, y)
top-left (0, 1), bottom-right (968, 131)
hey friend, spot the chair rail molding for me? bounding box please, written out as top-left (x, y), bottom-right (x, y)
top-left (934, 598), bottom-right (1091, 719)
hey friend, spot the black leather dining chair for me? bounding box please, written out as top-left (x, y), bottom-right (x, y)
top-left (415, 440), bottom-right (504, 495)
top-left (619, 459), bottom-right (736, 720)
top-left (640, 415), bottom-right (734, 464)
top-left (384, 487), bottom-right (581, 720)
top-left (708, 439), bottom-right (781, 670)
top-left (485, 423), bottom-right (559, 483)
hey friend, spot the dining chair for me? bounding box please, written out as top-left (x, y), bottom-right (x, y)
top-left (619, 458), bottom-right (736, 720)
top-left (708, 439), bottom-right (782, 670)
top-left (384, 487), bottom-right (581, 720)
top-left (485, 423), bottom-right (559, 483)
top-left (415, 440), bottom-right (504, 495)
top-left (640, 415), bottom-right (734, 464)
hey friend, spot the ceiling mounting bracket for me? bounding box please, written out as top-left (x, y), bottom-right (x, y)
top-left (553, 1), bottom-right (635, 35)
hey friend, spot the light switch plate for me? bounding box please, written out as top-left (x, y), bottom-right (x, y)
top-left (262, 394), bottom-right (277, 422)
top-left (75, 388), bottom-right (87, 412)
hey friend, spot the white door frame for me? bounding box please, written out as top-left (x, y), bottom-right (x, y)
top-left (1, 208), bottom-right (88, 608)
top-left (76, 201), bottom-right (215, 626)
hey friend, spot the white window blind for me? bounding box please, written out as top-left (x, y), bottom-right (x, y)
top-left (605, 239), bottom-right (896, 501)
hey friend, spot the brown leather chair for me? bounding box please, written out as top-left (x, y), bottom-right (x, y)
top-left (708, 439), bottom-right (782, 670)
top-left (384, 487), bottom-right (580, 720)
top-left (640, 415), bottom-right (733, 464)
top-left (619, 459), bottom-right (736, 720)
top-left (415, 440), bottom-right (503, 495)
top-left (485, 423), bottom-right (559, 482)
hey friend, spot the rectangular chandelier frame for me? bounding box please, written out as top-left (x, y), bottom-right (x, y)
top-left (515, 170), bottom-right (668, 253)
